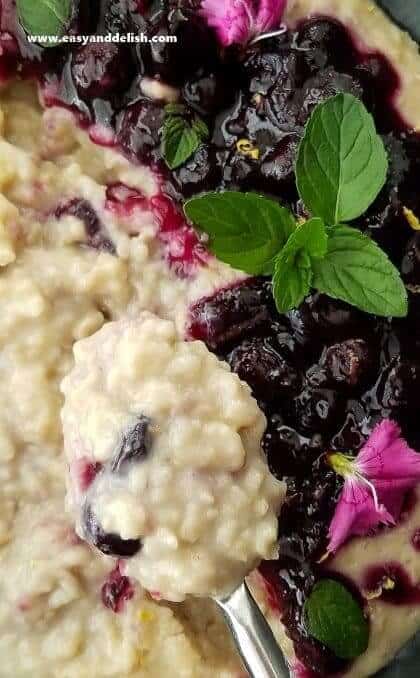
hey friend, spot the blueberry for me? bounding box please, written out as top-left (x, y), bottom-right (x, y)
top-left (172, 144), bottom-right (222, 197)
top-left (377, 359), bottom-right (420, 410)
top-left (262, 416), bottom-right (321, 479)
top-left (111, 416), bottom-right (152, 473)
top-left (297, 19), bottom-right (356, 72)
top-left (331, 409), bottom-right (367, 454)
top-left (101, 0), bottom-right (130, 34)
top-left (256, 135), bottom-right (299, 198)
top-left (402, 233), bottom-right (420, 290)
top-left (287, 294), bottom-right (370, 346)
top-left (293, 387), bottom-right (344, 435)
top-left (116, 97), bottom-right (164, 163)
top-left (244, 50), bottom-right (288, 96)
top-left (321, 339), bottom-right (374, 388)
top-left (297, 68), bottom-right (365, 124)
top-left (187, 279), bottom-right (273, 350)
top-left (71, 44), bottom-right (134, 100)
top-left (55, 199), bottom-right (115, 254)
top-left (228, 337), bottom-right (301, 401)
top-left (182, 71), bottom-right (236, 116)
top-left (142, 10), bottom-right (218, 86)
top-left (83, 504), bottom-right (142, 557)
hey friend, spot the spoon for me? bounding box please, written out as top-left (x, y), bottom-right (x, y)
top-left (214, 580), bottom-right (290, 678)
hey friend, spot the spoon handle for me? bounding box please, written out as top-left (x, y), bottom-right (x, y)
top-left (215, 581), bottom-right (290, 678)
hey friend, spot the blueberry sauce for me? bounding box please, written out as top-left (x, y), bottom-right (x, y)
top-left (2, 3), bottom-right (420, 674)
top-left (101, 563), bottom-right (135, 614)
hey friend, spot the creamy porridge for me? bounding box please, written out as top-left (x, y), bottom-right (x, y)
top-left (61, 315), bottom-right (284, 601)
top-left (0, 0), bottom-right (420, 677)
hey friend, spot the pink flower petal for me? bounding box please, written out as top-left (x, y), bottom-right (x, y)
top-left (255, 0), bottom-right (287, 33)
top-left (328, 477), bottom-right (394, 553)
top-left (200, 0), bottom-right (286, 46)
top-left (200, 0), bottom-right (252, 46)
top-left (357, 419), bottom-right (420, 487)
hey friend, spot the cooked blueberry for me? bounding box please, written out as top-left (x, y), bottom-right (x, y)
top-left (111, 416), bottom-right (152, 473)
top-left (116, 98), bottom-right (164, 163)
top-left (297, 68), bottom-right (366, 124)
top-left (144, 11), bottom-right (218, 86)
top-left (262, 416), bottom-right (321, 479)
top-left (187, 279), bottom-right (273, 350)
top-left (182, 71), bottom-right (236, 116)
top-left (256, 135), bottom-right (299, 198)
top-left (101, 0), bottom-right (130, 34)
top-left (376, 360), bottom-right (420, 410)
top-left (244, 50), bottom-right (288, 95)
top-left (331, 409), bottom-right (367, 454)
top-left (83, 504), bottom-right (142, 557)
top-left (55, 199), bottom-right (116, 254)
top-left (293, 387), bottom-right (344, 435)
top-left (297, 18), bottom-right (356, 72)
top-left (402, 233), bottom-right (420, 290)
top-left (71, 44), bottom-right (134, 100)
top-left (287, 294), bottom-right (370, 347)
top-left (172, 145), bottom-right (221, 197)
top-left (229, 337), bottom-right (301, 401)
top-left (321, 339), bottom-right (374, 388)
top-left (305, 365), bottom-right (329, 388)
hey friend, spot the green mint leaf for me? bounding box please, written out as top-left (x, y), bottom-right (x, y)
top-left (17, 0), bottom-right (72, 42)
top-left (296, 93), bottom-right (388, 225)
top-left (164, 103), bottom-right (187, 117)
top-left (184, 192), bottom-right (296, 275)
top-left (162, 110), bottom-right (209, 170)
top-left (312, 225), bottom-right (408, 317)
top-left (192, 117), bottom-right (210, 140)
top-left (273, 248), bottom-right (312, 313)
top-left (162, 117), bottom-right (199, 170)
top-left (283, 218), bottom-right (328, 260)
top-left (304, 579), bottom-right (369, 660)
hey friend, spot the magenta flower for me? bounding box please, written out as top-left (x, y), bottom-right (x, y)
top-left (200, 0), bottom-right (287, 47)
top-left (327, 419), bottom-right (420, 554)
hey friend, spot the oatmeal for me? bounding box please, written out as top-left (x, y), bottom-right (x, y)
top-left (1, 0), bottom-right (420, 677)
top-left (61, 315), bottom-right (284, 601)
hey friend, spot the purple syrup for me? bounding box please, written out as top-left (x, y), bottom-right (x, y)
top-left (363, 563), bottom-right (420, 605)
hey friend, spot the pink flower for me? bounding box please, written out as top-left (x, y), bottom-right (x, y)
top-left (200, 0), bottom-right (287, 47)
top-left (327, 419), bottom-right (420, 554)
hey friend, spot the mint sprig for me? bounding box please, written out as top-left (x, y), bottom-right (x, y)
top-left (312, 225), bottom-right (408, 317)
top-left (184, 192), bottom-right (295, 275)
top-left (17, 0), bottom-right (73, 44)
top-left (304, 579), bottom-right (369, 660)
top-left (162, 105), bottom-right (209, 170)
top-left (273, 218), bottom-right (328, 313)
top-left (184, 94), bottom-right (408, 319)
top-left (296, 93), bottom-right (388, 225)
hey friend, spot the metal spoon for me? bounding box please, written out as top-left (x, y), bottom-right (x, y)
top-left (214, 580), bottom-right (290, 678)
